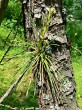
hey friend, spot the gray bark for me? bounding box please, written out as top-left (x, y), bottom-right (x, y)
top-left (0, 0), bottom-right (9, 24)
top-left (22, 0), bottom-right (80, 110)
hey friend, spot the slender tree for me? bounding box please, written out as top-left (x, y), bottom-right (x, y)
top-left (22, 0), bottom-right (80, 110)
top-left (0, 0), bottom-right (9, 24)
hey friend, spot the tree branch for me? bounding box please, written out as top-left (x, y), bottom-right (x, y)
top-left (71, 45), bottom-right (82, 55)
top-left (0, 0), bottom-right (9, 24)
top-left (0, 64), bottom-right (29, 103)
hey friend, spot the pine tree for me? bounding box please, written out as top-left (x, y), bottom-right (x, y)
top-left (22, 0), bottom-right (79, 109)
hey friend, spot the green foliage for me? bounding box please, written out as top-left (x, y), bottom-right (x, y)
top-left (5, 1), bottom-right (21, 20)
top-left (66, 21), bottom-right (82, 50)
top-left (0, 46), bottom-right (38, 108)
top-left (72, 56), bottom-right (82, 110)
top-left (65, 0), bottom-right (82, 56)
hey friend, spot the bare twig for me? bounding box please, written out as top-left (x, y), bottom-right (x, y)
top-left (0, 104), bottom-right (39, 110)
top-left (0, 104), bottom-right (18, 110)
top-left (71, 45), bottom-right (82, 55)
top-left (0, 12), bottom-right (22, 64)
top-left (4, 12), bottom-right (22, 45)
top-left (0, 64), bottom-right (29, 103)
top-left (0, 27), bottom-right (18, 64)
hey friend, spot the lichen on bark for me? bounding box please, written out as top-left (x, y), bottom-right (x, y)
top-left (22, 0), bottom-right (80, 109)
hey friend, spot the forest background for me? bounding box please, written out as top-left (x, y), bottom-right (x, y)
top-left (0, 0), bottom-right (82, 109)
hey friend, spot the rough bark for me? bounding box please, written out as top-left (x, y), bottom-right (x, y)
top-left (0, 0), bottom-right (9, 24)
top-left (22, 0), bottom-right (80, 110)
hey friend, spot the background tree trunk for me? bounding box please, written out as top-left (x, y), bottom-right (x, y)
top-left (0, 0), bottom-right (9, 24)
top-left (22, 0), bottom-right (80, 109)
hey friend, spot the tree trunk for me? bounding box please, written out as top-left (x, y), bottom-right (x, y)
top-left (22, 0), bottom-right (80, 110)
top-left (0, 0), bottom-right (9, 24)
